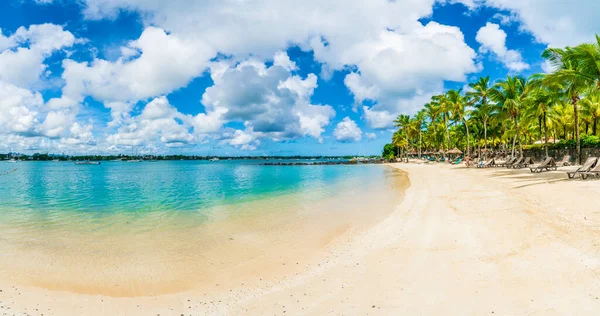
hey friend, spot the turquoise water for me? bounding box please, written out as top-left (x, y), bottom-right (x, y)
top-left (0, 160), bottom-right (395, 219)
top-left (0, 160), bottom-right (405, 295)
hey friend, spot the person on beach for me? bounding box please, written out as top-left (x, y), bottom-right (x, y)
top-left (464, 155), bottom-right (471, 168)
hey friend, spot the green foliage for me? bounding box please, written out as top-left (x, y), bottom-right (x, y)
top-left (523, 136), bottom-right (600, 150)
top-left (523, 139), bottom-right (578, 150)
top-left (382, 143), bottom-right (396, 159)
top-left (581, 134), bottom-right (600, 147)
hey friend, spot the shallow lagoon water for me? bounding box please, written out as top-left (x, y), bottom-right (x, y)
top-left (0, 160), bottom-right (407, 296)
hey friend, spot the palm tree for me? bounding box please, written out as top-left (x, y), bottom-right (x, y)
top-left (526, 76), bottom-right (560, 157)
top-left (446, 89), bottom-right (471, 156)
top-left (467, 76), bottom-right (496, 152)
top-left (413, 110), bottom-right (426, 158)
top-left (580, 88), bottom-right (600, 136)
top-left (394, 114), bottom-right (410, 161)
top-left (432, 94), bottom-right (451, 154)
top-left (489, 76), bottom-right (528, 157)
top-left (424, 102), bottom-right (441, 151)
top-left (566, 35), bottom-right (600, 85)
top-left (543, 47), bottom-right (592, 163)
top-left (549, 102), bottom-right (573, 139)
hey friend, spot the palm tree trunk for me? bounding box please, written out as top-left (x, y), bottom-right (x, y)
top-left (511, 116), bottom-right (517, 158)
top-left (594, 117), bottom-right (598, 135)
top-left (464, 118), bottom-right (470, 156)
top-left (511, 133), bottom-right (517, 157)
top-left (585, 122), bottom-right (589, 135)
top-left (419, 130), bottom-right (422, 159)
top-left (538, 116), bottom-right (543, 143)
top-left (543, 111), bottom-right (549, 158)
top-left (483, 118), bottom-right (488, 152)
top-left (515, 115), bottom-right (523, 157)
top-left (573, 96), bottom-right (581, 164)
top-left (444, 113), bottom-right (450, 158)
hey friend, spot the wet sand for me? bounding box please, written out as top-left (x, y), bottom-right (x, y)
top-left (3, 163), bottom-right (600, 315)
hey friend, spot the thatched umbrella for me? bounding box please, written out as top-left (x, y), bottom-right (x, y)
top-left (446, 148), bottom-right (463, 155)
top-left (437, 149), bottom-right (445, 155)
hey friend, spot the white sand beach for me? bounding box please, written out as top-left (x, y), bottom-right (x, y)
top-left (2, 163), bottom-right (600, 315)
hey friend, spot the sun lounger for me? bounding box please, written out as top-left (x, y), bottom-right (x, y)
top-left (507, 157), bottom-right (523, 169)
top-left (558, 155), bottom-right (571, 166)
top-left (496, 157), bottom-right (515, 168)
top-left (478, 158), bottom-right (494, 168)
top-left (580, 161), bottom-right (600, 179)
top-left (514, 157), bottom-right (534, 169)
top-left (529, 157), bottom-right (557, 173)
top-left (566, 157), bottom-right (598, 179)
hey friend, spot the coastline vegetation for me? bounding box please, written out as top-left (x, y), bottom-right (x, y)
top-left (384, 35), bottom-right (600, 164)
top-left (0, 153), bottom-right (379, 161)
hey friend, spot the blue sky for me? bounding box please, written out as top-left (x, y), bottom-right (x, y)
top-left (0, 0), bottom-right (596, 156)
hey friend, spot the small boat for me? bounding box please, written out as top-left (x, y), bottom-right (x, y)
top-left (7, 159), bottom-right (17, 163)
top-left (209, 157), bottom-right (219, 162)
top-left (75, 161), bottom-right (101, 165)
top-left (127, 159), bottom-right (142, 163)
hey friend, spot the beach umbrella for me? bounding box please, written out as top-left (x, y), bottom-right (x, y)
top-left (437, 149), bottom-right (445, 154)
top-left (447, 148), bottom-right (463, 154)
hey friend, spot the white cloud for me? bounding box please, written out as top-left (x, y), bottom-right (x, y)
top-left (273, 51), bottom-right (297, 72)
top-left (59, 27), bottom-right (215, 104)
top-left (363, 106), bottom-right (397, 129)
top-left (342, 22), bottom-right (477, 127)
top-left (39, 111), bottom-right (75, 138)
top-left (333, 117), bottom-right (362, 142)
top-left (0, 81), bottom-right (43, 135)
top-left (366, 132), bottom-right (377, 140)
top-left (0, 23), bottom-right (93, 151)
top-left (344, 72), bottom-right (378, 104)
top-left (462, 0), bottom-right (600, 48)
top-left (106, 96), bottom-right (195, 148)
top-left (201, 55), bottom-right (335, 143)
top-left (492, 12), bottom-right (518, 26)
top-left (227, 128), bottom-right (260, 151)
top-left (476, 22), bottom-right (529, 72)
top-left (0, 24), bottom-right (76, 88)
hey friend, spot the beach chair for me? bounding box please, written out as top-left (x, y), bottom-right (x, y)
top-left (557, 155), bottom-right (571, 166)
top-left (478, 158), bottom-right (494, 168)
top-left (529, 157), bottom-right (557, 173)
top-left (514, 157), bottom-right (534, 169)
top-left (497, 157), bottom-right (515, 168)
top-left (566, 157), bottom-right (598, 179)
top-left (507, 157), bottom-right (523, 169)
top-left (580, 162), bottom-right (600, 180)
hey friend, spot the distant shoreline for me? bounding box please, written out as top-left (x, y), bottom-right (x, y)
top-left (1, 155), bottom-right (381, 162)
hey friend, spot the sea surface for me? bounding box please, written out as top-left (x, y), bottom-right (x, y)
top-left (0, 160), bottom-right (400, 218)
top-left (0, 160), bottom-right (406, 296)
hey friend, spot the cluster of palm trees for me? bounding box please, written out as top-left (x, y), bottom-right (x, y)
top-left (388, 35), bottom-right (600, 164)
